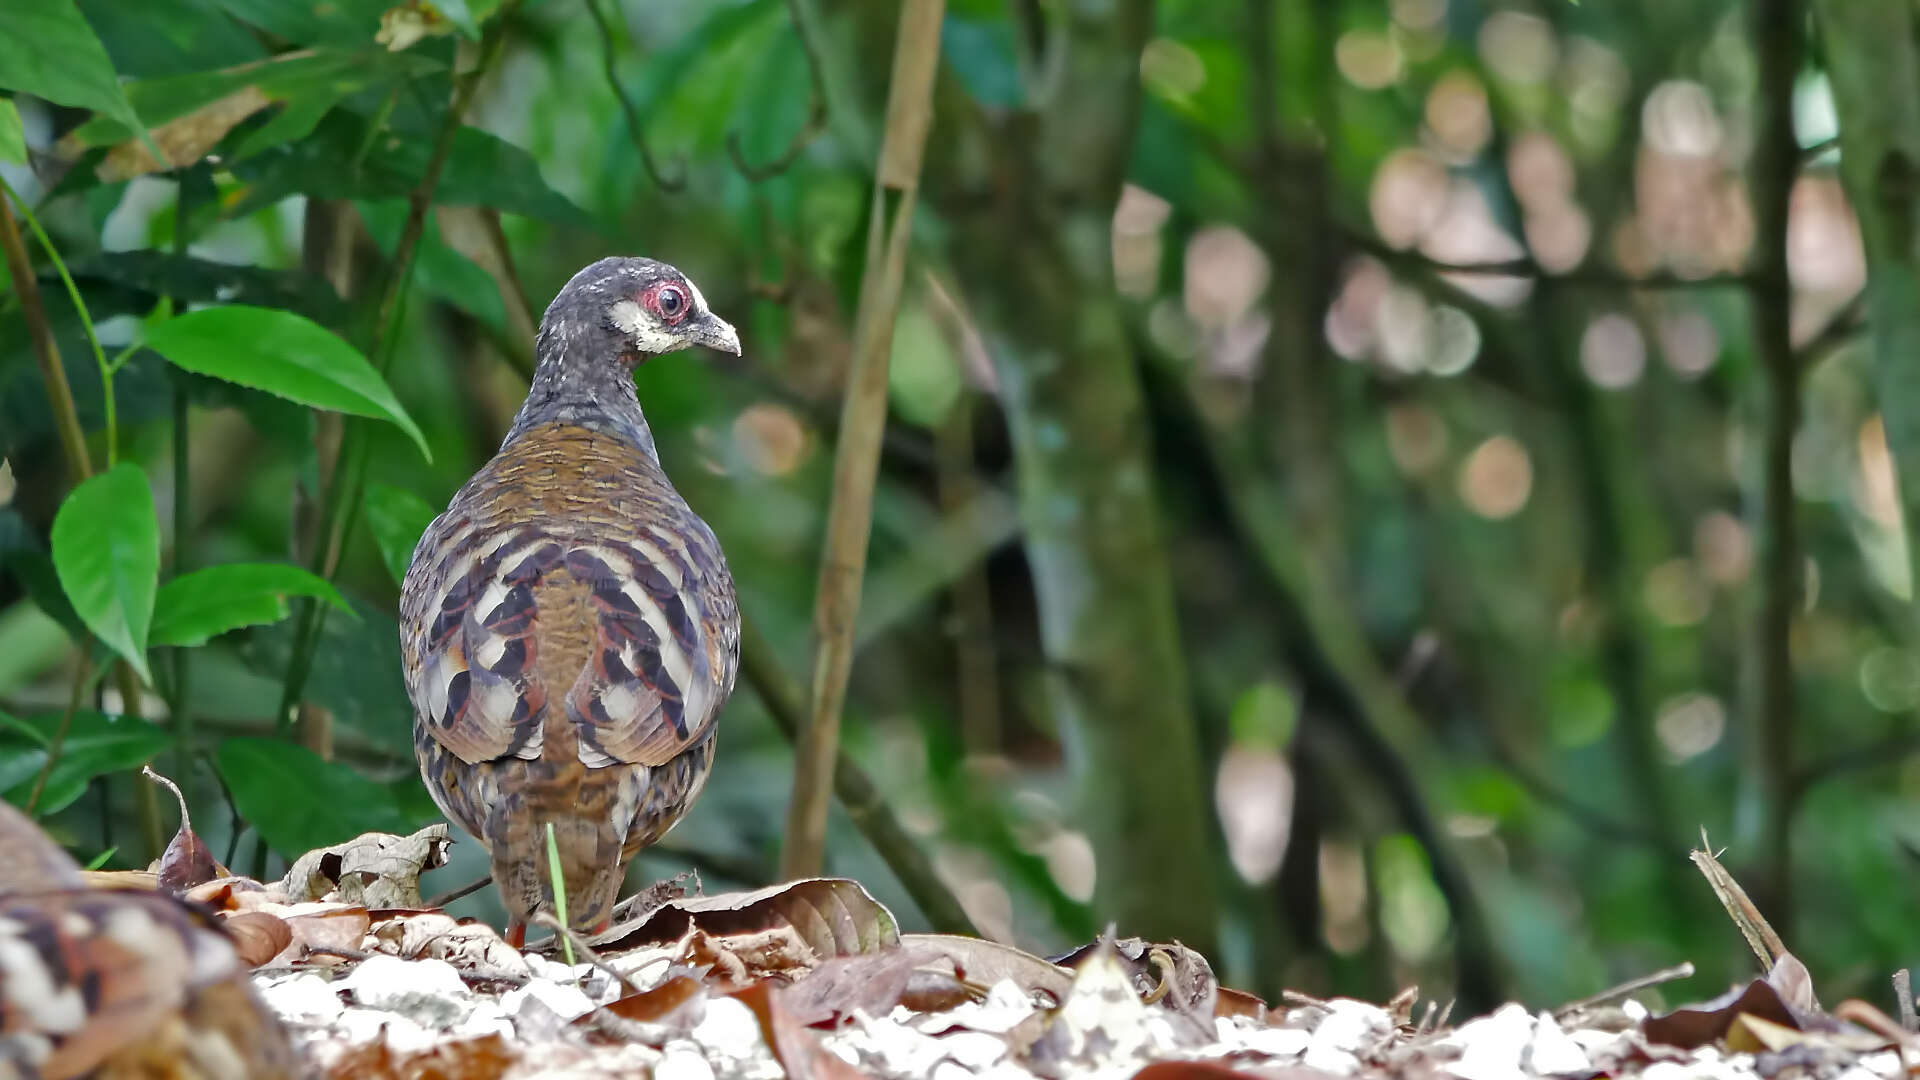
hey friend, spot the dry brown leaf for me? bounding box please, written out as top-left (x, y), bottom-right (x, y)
top-left (145, 766), bottom-right (223, 893)
top-left (780, 948), bottom-right (930, 1026)
top-left (731, 981), bottom-right (869, 1080)
top-left (1215, 986), bottom-right (1270, 1024)
top-left (1642, 975), bottom-right (1802, 1049)
top-left (281, 825), bottom-right (451, 908)
top-left (595, 878), bottom-right (898, 962)
top-left (74, 86), bottom-right (272, 181)
top-left (1053, 932), bottom-right (1219, 1017)
top-left (80, 869), bottom-right (159, 891)
top-left (224, 910), bottom-right (293, 967)
top-left (902, 932), bottom-right (1074, 1002)
top-left (367, 911), bottom-right (531, 976)
top-left (266, 901), bottom-right (372, 966)
top-left (322, 1032), bottom-right (518, 1080)
top-left (595, 972), bottom-right (707, 1025)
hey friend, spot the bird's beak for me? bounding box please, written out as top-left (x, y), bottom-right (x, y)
top-left (691, 313), bottom-right (742, 356)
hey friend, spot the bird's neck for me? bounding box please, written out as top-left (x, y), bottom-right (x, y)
top-left (503, 337), bottom-right (658, 459)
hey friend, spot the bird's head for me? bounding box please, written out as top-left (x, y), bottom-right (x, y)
top-left (538, 255), bottom-right (741, 368)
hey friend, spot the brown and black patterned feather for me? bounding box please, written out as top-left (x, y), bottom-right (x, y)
top-left (403, 258), bottom-right (741, 942)
top-left (0, 802), bottom-right (297, 1080)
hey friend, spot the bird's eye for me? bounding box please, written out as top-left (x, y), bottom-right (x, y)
top-left (656, 284), bottom-right (688, 321)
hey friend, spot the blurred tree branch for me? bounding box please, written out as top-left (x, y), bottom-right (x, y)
top-left (784, 0), bottom-right (944, 881)
top-left (586, 0), bottom-right (687, 191)
top-left (726, 0), bottom-right (829, 180)
top-left (933, 0), bottom-right (1223, 954)
top-left (1747, 0), bottom-right (1805, 927)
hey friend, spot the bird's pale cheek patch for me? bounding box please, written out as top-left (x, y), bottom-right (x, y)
top-left (609, 298), bottom-right (682, 357)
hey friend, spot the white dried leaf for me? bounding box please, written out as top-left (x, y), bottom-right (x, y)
top-left (1527, 1011), bottom-right (1590, 1074)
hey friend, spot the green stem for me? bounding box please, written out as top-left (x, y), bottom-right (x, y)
top-left (168, 177), bottom-right (195, 809)
top-left (0, 186), bottom-right (91, 484)
top-left (0, 174), bottom-right (116, 466)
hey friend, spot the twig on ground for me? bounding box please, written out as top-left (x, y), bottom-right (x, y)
top-left (1553, 963), bottom-right (1696, 1019)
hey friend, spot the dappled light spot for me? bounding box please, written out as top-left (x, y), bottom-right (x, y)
top-left (1693, 511), bottom-right (1753, 586)
top-left (1656, 692), bottom-right (1726, 760)
top-left (1858, 645), bottom-right (1920, 716)
top-left (1376, 284), bottom-right (1433, 374)
top-left (1043, 830), bottom-right (1097, 903)
top-left (1336, 29), bottom-right (1404, 90)
top-left (1854, 415), bottom-right (1901, 528)
top-left (1112, 184), bottom-right (1171, 299)
top-left (1184, 225), bottom-right (1270, 332)
top-left (731, 403), bottom-right (810, 478)
top-left (0, 458), bottom-right (12, 506)
top-left (1446, 813), bottom-right (1498, 839)
top-left (1424, 71), bottom-right (1492, 161)
top-left (1860, 647), bottom-right (1920, 712)
top-left (1425, 304), bottom-right (1481, 375)
top-left (1657, 308), bottom-right (1720, 378)
top-left (1508, 132), bottom-right (1576, 209)
top-left (1788, 175), bottom-right (1866, 297)
top-left (1423, 182), bottom-right (1531, 305)
top-left (1393, 0), bottom-right (1447, 32)
top-left (1215, 744), bottom-right (1294, 886)
top-left (1458, 435), bottom-right (1532, 519)
top-left (1387, 404), bottom-right (1449, 476)
top-left (935, 847), bottom-right (1014, 943)
top-left (1140, 38), bottom-right (1207, 102)
top-left (1643, 558), bottom-right (1710, 627)
top-left (1319, 841), bottom-right (1370, 955)
top-left (1369, 148), bottom-right (1449, 250)
top-left (1643, 80), bottom-right (1722, 158)
top-left (1525, 203), bottom-right (1591, 273)
top-left (1326, 258), bottom-right (1392, 360)
top-left (1564, 38), bottom-right (1631, 151)
top-left (1375, 834), bottom-right (1449, 962)
top-left (1579, 313), bottom-right (1645, 390)
top-left (1479, 11), bottom-right (1556, 85)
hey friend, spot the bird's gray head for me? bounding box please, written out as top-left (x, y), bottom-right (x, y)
top-left (511, 256), bottom-right (740, 451)
top-left (536, 255), bottom-right (741, 366)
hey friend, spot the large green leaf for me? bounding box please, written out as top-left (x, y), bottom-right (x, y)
top-left (210, 0), bottom-right (390, 47)
top-left (0, 711), bottom-right (173, 815)
top-left (229, 111), bottom-right (589, 224)
top-left (0, 99), bottom-right (24, 165)
top-left (51, 465), bottom-right (159, 684)
top-left (364, 484), bottom-right (439, 586)
top-left (150, 563), bottom-right (350, 648)
top-left (141, 306), bottom-right (430, 461)
top-left (239, 598), bottom-right (412, 757)
top-left (0, 3), bottom-right (147, 152)
top-left (216, 738), bottom-right (418, 856)
top-left (78, 0), bottom-right (265, 79)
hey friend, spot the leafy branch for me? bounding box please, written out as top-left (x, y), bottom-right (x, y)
top-left (585, 0), bottom-right (687, 191)
top-left (725, 0), bottom-right (829, 180)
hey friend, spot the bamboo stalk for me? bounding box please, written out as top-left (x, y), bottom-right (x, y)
top-left (781, 0), bottom-right (946, 880)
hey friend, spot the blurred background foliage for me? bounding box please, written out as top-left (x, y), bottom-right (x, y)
top-left (1, 0), bottom-right (1913, 1016)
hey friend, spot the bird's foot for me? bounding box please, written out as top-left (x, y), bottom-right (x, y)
top-left (504, 919), bottom-right (526, 949)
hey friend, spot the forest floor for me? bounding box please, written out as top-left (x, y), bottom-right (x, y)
top-left (155, 824), bottom-right (1916, 1080)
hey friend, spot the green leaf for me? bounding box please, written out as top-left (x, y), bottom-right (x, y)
top-left (215, 738), bottom-right (417, 856)
top-left (0, 709), bottom-right (49, 748)
top-left (229, 111), bottom-right (589, 224)
top-left (81, 846), bottom-right (116, 870)
top-left (0, 3), bottom-right (149, 155)
top-left (150, 563), bottom-right (350, 648)
top-left (0, 711), bottom-right (173, 815)
top-left (141, 306), bottom-right (431, 461)
top-left (0, 98), bottom-right (24, 164)
top-left (238, 598), bottom-right (412, 757)
top-left (364, 484), bottom-right (439, 586)
top-left (51, 464), bottom-right (160, 685)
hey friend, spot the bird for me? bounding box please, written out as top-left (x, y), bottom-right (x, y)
top-left (401, 256), bottom-right (743, 947)
top-left (0, 800), bottom-right (298, 1080)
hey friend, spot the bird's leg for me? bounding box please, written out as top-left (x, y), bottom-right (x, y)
top-left (504, 919), bottom-right (526, 948)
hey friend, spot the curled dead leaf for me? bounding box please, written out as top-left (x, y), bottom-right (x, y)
top-left (367, 911), bottom-right (531, 976)
top-left (594, 878), bottom-right (899, 963)
top-left (902, 932), bottom-right (1074, 1003)
top-left (145, 766), bottom-right (223, 893)
top-left (1053, 932), bottom-right (1219, 1017)
top-left (281, 825), bottom-right (451, 908)
top-left (731, 981), bottom-right (868, 1080)
top-left (224, 910), bottom-right (293, 967)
